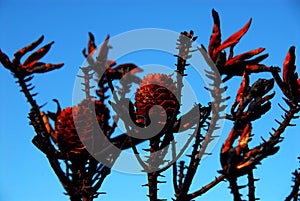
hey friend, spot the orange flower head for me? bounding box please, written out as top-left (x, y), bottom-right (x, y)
top-left (134, 73), bottom-right (179, 126)
top-left (54, 100), bottom-right (110, 159)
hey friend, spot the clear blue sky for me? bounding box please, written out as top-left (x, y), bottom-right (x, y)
top-left (0, 0), bottom-right (300, 200)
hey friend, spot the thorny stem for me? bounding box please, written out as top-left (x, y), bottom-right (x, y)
top-left (87, 158), bottom-right (98, 186)
top-left (271, 106), bottom-right (298, 140)
top-left (197, 79), bottom-right (222, 162)
top-left (172, 108), bottom-right (212, 200)
top-left (176, 48), bottom-right (225, 200)
top-left (18, 76), bottom-right (37, 108)
top-left (172, 142), bottom-right (179, 195)
top-left (179, 123), bottom-right (202, 198)
top-left (188, 175), bottom-right (225, 199)
top-left (156, 120), bottom-right (204, 179)
top-left (47, 155), bottom-right (71, 196)
top-left (79, 67), bottom-right (94, 101)
top-left (130, 139), bottom-right (148, 170)
top-left (143, 31), bottom-right (195, 201)
top-left (247, 170), bottom-right (256, 201)
top-left (172, 32), bottom-right (201, 200)
top-left (197, 47), bottom-right (225, 164)
top-left (285, 170), bottom-right (300, 201)
top-left (17, 75), bottom-right (48, 136)
top-left (148, 172), bottom-right (159, 201)
top-left (147, 137), bottom-right (160, 201)
top-left (92, 166), bottom-right (111, 197)
top-left (159, 31), bottom-right (192, 151)
top-left (229, 177), bottom-right (242, 201)
top-left (177, 161), bottom-right (185, 196)
top-left (18, 74), bottom-right (73, 194)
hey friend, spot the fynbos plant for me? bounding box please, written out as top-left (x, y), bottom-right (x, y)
top-left (1, 9), bottom-right (299, 201)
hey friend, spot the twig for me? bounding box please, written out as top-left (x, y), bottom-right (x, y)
top-left (247, 170), bottom-right (257, 201)
top-left (188, 175), bottom-right (225, 199)
top-left (229, 177), bottom-right (242, 201)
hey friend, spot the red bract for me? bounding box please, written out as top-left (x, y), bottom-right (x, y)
top-left (0, 36), bottom-right (63, 76)
top-left (220, 122), bottom-right (252, 175)
top-left (235, 72), bottom-right (249, 105)
top-left (87, 32), bottom-right (97, 55)
top-left (208, 9), bottom-right (221, 60)
top-left (283, 46), bottom-right (296, 83)
top-left (208, 9), bottom-right (251, 62)
top-left (272, 46), bottom-right (299, 103)
top-left (225, 48), bottom-right (265, 67)
top-left (82, 32), bottom-right (112, 67)
top-left (283, 46), bottom-right (299, 102)
top-left (207, 9), bottom-right (276, 81)
top-left (236, 123), bottom-right (252, 155)
top-left (214, 19), bottom-right (252, 61)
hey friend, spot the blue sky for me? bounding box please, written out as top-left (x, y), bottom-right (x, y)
top-left (0, 0), bottom-right (300, 200)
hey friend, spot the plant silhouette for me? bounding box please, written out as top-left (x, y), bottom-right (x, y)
top-left (0, 9), bottom-right (299, 201)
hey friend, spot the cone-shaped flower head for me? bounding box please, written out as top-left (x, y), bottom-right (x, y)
top-left (134, 73), bottom-right (179, 127)
top-left (54, 100), bottom-right (110, 159)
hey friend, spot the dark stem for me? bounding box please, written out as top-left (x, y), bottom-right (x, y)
top-left (92, 166), bottom-right (111, 196)
top-left (188, 175), bottom-right (225, 199)
top-left (247, 170), bottom-right (256, 201)
top-left (179, 124), bottom-right (202, 197)
top-left (229, 177), bottom-right (242, 201)
top-left (47, 155), bottom-right (71, 195)
top-left (17, 75), bottom-right (48, 135)
top-left (18, 74), bottom-right (74, 195)
top-left (285, 170), bottom-right (300, 201)
top-left (70, 195), bottom-right (82, 201)
top-left (147, 137), bottom-right (160, 201)
top-left (148, 172), bottom-right (159, 201)
top-left (172, 139), bottom-right (178, 195)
